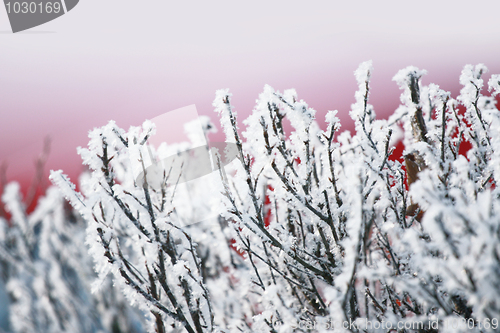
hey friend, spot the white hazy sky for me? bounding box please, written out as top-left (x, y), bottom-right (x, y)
top-left (1, 0), bottom-right (499, 185)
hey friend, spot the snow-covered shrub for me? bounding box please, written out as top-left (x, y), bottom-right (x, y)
top-left (212, 62), bottom-right (500, 333)
top-left (50, 121), bottom-right (223, 333)
top-left (0, 181), bottom-right (143, 333)
top-left (51, 62), bottom-right (500, 333)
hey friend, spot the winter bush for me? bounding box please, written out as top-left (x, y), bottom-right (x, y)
top-left (0, 170), bottom-right (145, 331)
top-left (2, 61), bottom-right (499, 333)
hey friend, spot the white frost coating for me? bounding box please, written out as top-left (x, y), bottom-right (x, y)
top-left (392, 66), bottom-right (428, 92)
top-left (183, 116), bottom-right (209, 147)
top-left (354, 60), bottom-right (373, 87)
top-left (325, 110), bottom-right (340, 133)
top-left (213, 89), bottom-right (237, 143)
top-left (458, 64), bottom-right (487, 110)
top-left (488, 74), bottom-right (500, 96)
top-left (350, 60), bottom-right (373, 121)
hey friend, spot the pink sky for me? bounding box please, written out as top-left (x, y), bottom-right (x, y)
top-left (1, 0), bottom-right (499, 191)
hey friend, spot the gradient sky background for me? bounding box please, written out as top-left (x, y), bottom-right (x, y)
top-left (1, 0), bottom-right (499, 193)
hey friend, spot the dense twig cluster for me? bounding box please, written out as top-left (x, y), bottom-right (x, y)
top-left (210, 62), bottom-right (500, 332)
top-left (0, 181), bottom-right (143, 333)
top-left (50, 121), bottom-right (218, 333)
top-left (2, 61), bottom-right (499, 333)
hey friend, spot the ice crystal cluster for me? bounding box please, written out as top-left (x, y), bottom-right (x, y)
top-left (1, 62), bottom-right (500, 333)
